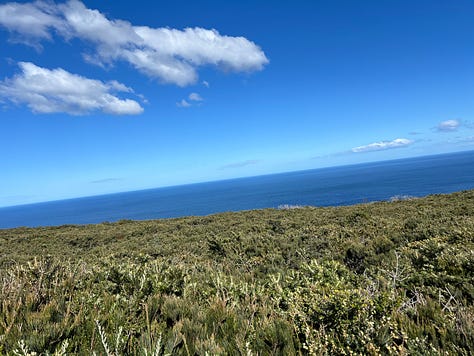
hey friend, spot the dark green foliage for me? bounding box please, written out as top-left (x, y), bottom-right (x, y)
top-left (0, 190), bottom-right (474, 354)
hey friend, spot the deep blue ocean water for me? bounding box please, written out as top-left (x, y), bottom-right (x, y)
top-left (1, 150), bottom-right (474, 229)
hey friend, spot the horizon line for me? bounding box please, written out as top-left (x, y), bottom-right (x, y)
top-left (1, 149), bottom-right (473, 209)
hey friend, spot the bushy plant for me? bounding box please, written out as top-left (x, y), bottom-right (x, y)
top-left (0, 190), bottom-right (473, 354)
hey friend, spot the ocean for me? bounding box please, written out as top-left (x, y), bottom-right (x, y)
top-left (1, 150), bottom-right (474, 229)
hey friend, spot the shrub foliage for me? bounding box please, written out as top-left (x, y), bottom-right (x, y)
top-left (0, 190), bottom-right (473, 354)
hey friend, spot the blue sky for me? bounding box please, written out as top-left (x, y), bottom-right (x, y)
top-left (1, 0), bottom-right (474, 207)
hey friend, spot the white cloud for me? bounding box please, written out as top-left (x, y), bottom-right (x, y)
top-left (0, 62), bottom-right (143, 115)
top-left (189, 92), bottom-right (203, 101)
top-left (0, 1), bottom-right (64, 42)
top-left (0, 0), bottom-right (269, 86)
top-left (58, 0), bottom-right (140, 46)
top-left (437, 119), bottom-right (460, 132)
top-left (176, 99), bottom-right (191, 108)
top-left (133, 26), bottom-right (268, 72)
top-left (352, 138), bottom-right (413, 153)
top-left (176, 93), bottom-right (203, 107)
top-left (120, 48), bottom-right (197, 86)
top-left (202, 80), bottom-right (210, 88)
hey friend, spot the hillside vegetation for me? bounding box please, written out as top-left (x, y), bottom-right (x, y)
top-left (0, 190), bottom-right (473, 355)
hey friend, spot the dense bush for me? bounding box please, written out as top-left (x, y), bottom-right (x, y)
top-left (0, 190), bottom-right (473, 354)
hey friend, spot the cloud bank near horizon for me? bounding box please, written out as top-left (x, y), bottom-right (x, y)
top-left (437, 119), bottom-right (460, 132)
top-left (0, 0), bottom-right (269, 87)
top-left (352, 138), bottom-right (413, 153)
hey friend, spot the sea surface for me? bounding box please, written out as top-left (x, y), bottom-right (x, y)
top-left (1, 151), bottom-right (474, 229)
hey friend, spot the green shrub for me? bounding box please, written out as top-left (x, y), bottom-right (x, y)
top-left (1, 190), bottom-right (473, 354)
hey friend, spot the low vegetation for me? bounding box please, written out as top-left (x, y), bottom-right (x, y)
top-left (0, 190), bottom-right (473, 355)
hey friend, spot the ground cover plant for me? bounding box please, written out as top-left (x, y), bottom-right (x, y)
top-left (0, 190), bottom-right (473, 355)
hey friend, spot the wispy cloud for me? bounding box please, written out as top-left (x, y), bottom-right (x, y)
top-left (448, 136), bottom-right (474, 145)
top-left (352, 138), bottom-right (413, 153)
top-left (0, 62), bottom-right (143, 115)
top-left (437, 119), bottom-right (461, 132)
top-left (189, 92), bottom-right (203, 102)
top-left (177, 92), bottom-right (203, 108)
top-left (221, 159), bottom-right (260, 169)
top-left (202, 80), bottom-right (210, 88)
top-left (90, 178), bottom-right (122, 184)
top-left (0, 0), bottom-right (268, 86)
top-left (176, 99), bottom-right (191, 108)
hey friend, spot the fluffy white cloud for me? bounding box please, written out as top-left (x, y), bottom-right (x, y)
top-left (352, 138), bottom-right (413, 153)
top-left (0, 0), bottom-right (268, 86)
top-left (437, 119), bottom-right (460, 132)
top-left (133, 26), bottom-right (268, 71)
top-left (0, 1), bottom-right (64, 41)
top-left (58, 0), bottom-right (140, 46)
top-left (0, 62), bottom-right (143, 115)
